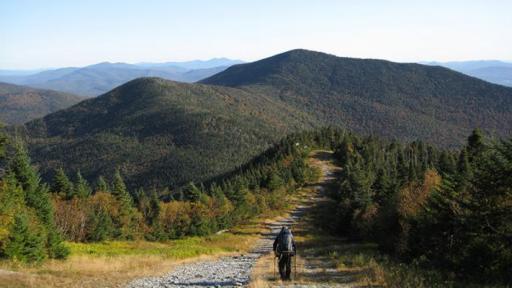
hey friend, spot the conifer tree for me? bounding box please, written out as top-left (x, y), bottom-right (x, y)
top-left (112, 169), bottom-right (137, 239)
top-left (9, 141), bottom-right (53, 225)
top-left (183, 182), bottom-right (202, 202)
top-left (438, 151), bottom-right (456, 175)
top-left (74, 170), bottom-right (91, 198)
top-left (4, 213), bottom-right (46, 263)
top-left (467, 128), bottom-right (486, 162)
top-left (148, 189), bottom-right (161, 225)
top-left (267, 171), bottom-right (284, 191)
top-left (95, 175), bottom-right (109, 193)
top-left (87, 210), bottom-right (114, 242)
top-left (0, 172), bottom-right (25, 252)
top-left (7, 141), bottom-right (68, 259)
top-left (456, 149), bottom-right (473, 191)
top-left (52, 168), bottom-right (73, 197)
top-left (112, 169), bottom-right (133, 207)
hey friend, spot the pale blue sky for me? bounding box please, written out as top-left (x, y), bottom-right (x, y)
top-left (1, 0), bottom-right (511, 69)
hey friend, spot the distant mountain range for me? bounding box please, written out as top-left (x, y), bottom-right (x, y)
top-left (422, 60), bottom-right (512, 87)
top-left (0, 82), bottom-right (82, 125)
top-left (17, 49), bottom-right (512, 190)
top-left (137, 58), bottom-right (244, 70)
top-left (0, 58), bottom-right (243, 97)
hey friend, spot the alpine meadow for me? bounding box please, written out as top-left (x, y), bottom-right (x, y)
top-left (0, 1), bottom-right (511, 287)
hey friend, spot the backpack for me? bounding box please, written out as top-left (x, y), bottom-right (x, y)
top-left (278, 229), bottom-right (294, 254)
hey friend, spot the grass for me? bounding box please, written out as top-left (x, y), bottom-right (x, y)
top-left (66, 234), bottom-right (251, 258)
top-left (0, 212), bottom-right (271, 288)
top-left (0, 151), bottom-right (328, 288)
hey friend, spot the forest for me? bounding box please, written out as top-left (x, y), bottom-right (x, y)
top-left (325, 129), bottom-right (512, 284)
top-left (0, 125), bottom-right (322, 261)
top-left (0, 126), bottom-right (510, 285)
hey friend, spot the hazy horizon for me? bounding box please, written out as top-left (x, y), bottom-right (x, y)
top-left (2, 52), bottom-right (512, 72)
top-left (1, 0), bottom-right (512, 69)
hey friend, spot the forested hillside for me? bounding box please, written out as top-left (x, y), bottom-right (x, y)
top-left (202, 49), bottom-right (512, 147)
top-left (0, 125), bottom-right (320, 259)
top-left (0, 61), bottom-right (238, 97)
top-left (0, 82), bottom-right (82, 125)
top-left (19, 77), bottom-right (314, 189)
top-left (12, 49), bottom-right (512, 192)
top-left (2, 126), bottom-right (510, 285)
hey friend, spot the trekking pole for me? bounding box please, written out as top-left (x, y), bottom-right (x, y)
top-left (294, 254), bottom-right (297, 280)
top-left (273, 256), bottom-right (276, 280)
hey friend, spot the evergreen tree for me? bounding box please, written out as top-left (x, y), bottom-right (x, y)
top-left (95, 175), bottom-right (109, 193)
top-left (112, 169), bottom-right (137, 239)
top-left (51, 168), bottom-right (73, 198)
top-left (8, 141), bottom-right (53, 225)
top-left (438, 151), bottom-right (456, 175)
top-left (0, 172), bottom-right (25, 252)
top-left (7, 141), bottom-right (68, 259)
top-left (456, 149), bottom-right (473, 190)
top-left (87, 210), bottom-right (114, 242)
top-left (4, 213), bottom-right (46, 263)
top-left (266, 171), bottom-right (284, 191)
top-left (112, 169), bottom-right (133, 207)
top-left (46, 228), bottom-right (69, 259)
top-left (466, 128), bottom-right (485, 162)
top-left (373, 168), bottom-right (392, 205)
top-left (183, 182), bottom-right (202, 201)
top-left (74, 171), bottom-right (91, 198)
top-left (148, 189), bottom-right (161, 225)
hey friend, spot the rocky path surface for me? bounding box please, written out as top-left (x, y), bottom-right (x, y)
top-left (125, 184), bottom-right (329, 286)
top-left (126, 209), bottom-right (306, 288)
top-left (250, 151), bottom-right (355, 288)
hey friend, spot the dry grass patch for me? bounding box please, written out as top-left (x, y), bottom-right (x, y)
top-left (0, 219), bottom-right (264, 288)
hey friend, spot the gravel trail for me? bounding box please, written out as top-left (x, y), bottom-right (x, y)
top-left (126, 202), bottom-right (307, 288)
top-left (126, 152), bottom-right (335, 288)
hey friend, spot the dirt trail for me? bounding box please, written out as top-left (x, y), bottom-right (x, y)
top-left (126, 151), bottom-right (339, 288)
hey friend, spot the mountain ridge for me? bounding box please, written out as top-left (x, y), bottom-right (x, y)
top-left (16, 49), bottom-right (512, 189)
top-left (20, 77), bottom-right (312, 189)
top-left (0, 58), bottom-right (243, 97)
top-left (202, 49), bottom-right (512, 146)
top-left (0, 82), bottom-right (82, 125)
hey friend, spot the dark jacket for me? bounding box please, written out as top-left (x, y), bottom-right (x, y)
top-left (273, 227), bottom-right (296, 256)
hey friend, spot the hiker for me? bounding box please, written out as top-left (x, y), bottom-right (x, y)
top-left (273, 226), bottom-right (296, 281)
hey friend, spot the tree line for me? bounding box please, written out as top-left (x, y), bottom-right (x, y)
top-left (1, 125), bottom-right (510, 285)
top-left (0, 126), bottom-right (335, 262)
top-left (326, 129), bottom-right (511, 284)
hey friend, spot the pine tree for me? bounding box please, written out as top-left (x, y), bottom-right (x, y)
top-left (373, 168), bottom-right (392, 205)
top-left (112, 169), bottom-right (137, 239)
top-left (51, 168), bottom-right (73, 198)
top-left (183, 182), bottom-right (202, 202)
top-left (112, 169), bottom-right (133, 207)
top-left (148, 189), bottom-right (161, 225)
top-left (456, 149), bottom-right (473, 191)
top-left (46, 228), bottom-right (69, 259)
top-left (0, 172), bottom-right (25, 251)
top-left (438, 151), bottom-right (456, 175)
top-left (74, 171), bottom-right (91, 198)
top-left (4, 213), bottom-right (46, 263)
top-left (8, 141), bottom-right (53, 226)
top-left (87, 210), bottom-right (114, 242)
top-left (266, 171), bottom-right (284, 191)
top-left (466, 128), bottom-right (486, 162)
top-left (7, 140), bottom-right (68, 259)
top-left (95, 175), bottom-right (109, 193)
